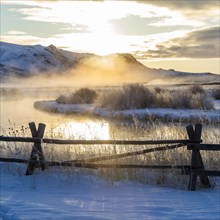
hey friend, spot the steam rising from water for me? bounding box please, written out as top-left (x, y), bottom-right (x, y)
top-left (3, 54), bottom-right (153, 89)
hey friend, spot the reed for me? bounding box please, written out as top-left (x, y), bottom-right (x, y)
top-left (1, 121), bottom-right (219, 189)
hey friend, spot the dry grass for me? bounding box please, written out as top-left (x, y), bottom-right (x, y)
top-left (1, 121), bottom-right (219, 189)
top-left (54, 84), bottom-right (214, 110)
top-left (189, 84), bottom-right (205, 94)
top-left (96, 84), bottom-right (214, 110)
top-left (96, 84), bottom-right (155, 110)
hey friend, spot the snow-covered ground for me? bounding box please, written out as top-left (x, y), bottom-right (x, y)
top-left (0, 164), bottom-right (219, 220)
top-left (34, 100), bottom-right (220, 122)
top-left (214, 100), bottom-right (220, 110)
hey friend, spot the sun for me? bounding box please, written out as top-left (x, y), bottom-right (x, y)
top-left (35, 0), bottom-right (131, 55)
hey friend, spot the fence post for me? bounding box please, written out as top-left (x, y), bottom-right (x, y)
top-left (186, 124), bottom-right (211, 191)
top-left (25, 122), bottom-right (46, 175)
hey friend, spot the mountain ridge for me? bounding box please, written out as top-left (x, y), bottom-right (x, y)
top-left (0, 41), bottom-right (219, 84)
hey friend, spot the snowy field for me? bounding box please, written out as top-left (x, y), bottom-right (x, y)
top-left (0, 165), bottom-right (220, 220)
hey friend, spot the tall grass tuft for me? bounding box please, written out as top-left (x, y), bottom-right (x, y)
top-left (1, 121), bottom-right (219, 189)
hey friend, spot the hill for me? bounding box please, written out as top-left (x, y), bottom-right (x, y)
top-left (0, 41), bottom-right (219, 85)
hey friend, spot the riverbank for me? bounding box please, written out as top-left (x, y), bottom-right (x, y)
top-left (34, 100), bottom-right (220, 124)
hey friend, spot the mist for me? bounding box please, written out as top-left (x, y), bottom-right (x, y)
top-left (2, 52), bottom-right (218, 101)
top-left (2, 53), bottom-right (155, 94)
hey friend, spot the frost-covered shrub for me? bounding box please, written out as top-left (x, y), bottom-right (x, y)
top-left (191, 93), bottom-right (214, 110)
top-left (96, 84), bottom-right (155, 110)
top-left (56, 85), bottom-right (213, 110)
top-left (189, 85), bottom-right (205, 94)
top-left (95, 90), bottom-right (125, 110)
top-left (154, 87), bottom-right (164, 94)
top-left (56, 88), bottom-right (97, 104)
top-left (70, 88), bottom-right (97, 104)
top-left (170, 91), bottom-right (192, 109)
top-left (56, 94), bottom-right (69, 104)
top-left (154, 90), bottom-right (172, 108)
top-left (122, 84), bottom-right (155, 109)
top-left (153, 88), bottom-right (213, 110)
top-left (168, 90), bottom-right (213, 110)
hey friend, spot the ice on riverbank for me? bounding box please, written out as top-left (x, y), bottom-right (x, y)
top-left (34, 100), bottom-right (220, 123)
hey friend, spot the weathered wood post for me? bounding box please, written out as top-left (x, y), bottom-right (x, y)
top-left (25, 122), bottom-right (46, 175)
top-left (186, 123), bottom-right (211, 191)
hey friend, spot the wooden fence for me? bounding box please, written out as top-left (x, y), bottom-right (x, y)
top-left (0, 122), bottom-right (219, 191)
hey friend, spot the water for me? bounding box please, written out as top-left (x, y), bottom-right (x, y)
top-left (1, 91), bottom-right (219, 175)
top-left (0, 97), bottom-right (111, 139)
top-left (0, 86), bottom-right (219, 141)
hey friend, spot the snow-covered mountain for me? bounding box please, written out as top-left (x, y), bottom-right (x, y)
top-left (0, 41), bottom-right (219, 84)
top-left (0, 42), bottom-right (94, 76)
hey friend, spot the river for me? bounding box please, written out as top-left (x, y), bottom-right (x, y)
top-left (1, 88), bottom-right (219, 173)
top-left (0, 86), bottom-right (219, 142)
top-left (0, 96), bottom-right (113, 139)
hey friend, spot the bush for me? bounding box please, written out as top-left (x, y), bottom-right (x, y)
top-left (122, 84), bottom-right (155, 109)
top-left (96, 84), bottom-right (155, 110)
top-left (56, 95), bottom-right (69, 104)
top-left (71, 88), bottom-right (97, 104)
top-left (154, 87), bottom-right (163, 94)
top-left (56, 84), bottom-right (214, 110)
top-left (170, 91), bottom-right (192, 109)
top-left (56, 88), bottom-right (97, 104)
top-left (166, 90), bottom-right (213, 110)
top-left (96, 90), bottom-right (124, 110)
top-left (189, 85), bottom-right (205, 94)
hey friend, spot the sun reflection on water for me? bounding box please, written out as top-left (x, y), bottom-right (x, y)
top-left (54, 121), bottom-right (110, 140)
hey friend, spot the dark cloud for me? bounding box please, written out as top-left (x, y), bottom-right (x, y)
top-left (136, 0), bottom-right (219, 10)
top-left (135, 26), bottom-right (220, 59)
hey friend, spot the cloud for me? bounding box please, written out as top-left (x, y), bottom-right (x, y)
top-left (135, 26), bottom-right (220, 59)
top-left (110, 14), bottom-right (193, 36)
top-left (2, 0), bottom-right (193, 31)
top-left (6, 31), bottom-right (27, 35)
top-left (136, 0), bottom-right (219, 23)
top-left (138, 0), bottom-right (219, 10)
top-left (0, 31), bottom-right (44, 45)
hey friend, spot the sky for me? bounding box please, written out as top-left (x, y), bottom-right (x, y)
top-left (0, 0), bottom-right (220, 74)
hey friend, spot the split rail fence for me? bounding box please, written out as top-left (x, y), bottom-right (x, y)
top-left (0, 122), bottom-right (219, 191)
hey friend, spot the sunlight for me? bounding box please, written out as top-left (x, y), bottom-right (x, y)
top-left (2, 0), bottom-right (195, 56)
top-left (54, 121), bottom-right (110, 140)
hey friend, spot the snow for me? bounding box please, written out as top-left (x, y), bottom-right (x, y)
top-left (0, 42), bottom-right (80, 74)
top-left (1, 164), bottom-right (220, 220)
top-left (0, 42), bottom-right (49, 72)
top-left (1, 41), bottom-right (219, 84)
top-left (34, 100), bottom-right (220, 122)
top-left (214, 100), bottom-right (220, 110)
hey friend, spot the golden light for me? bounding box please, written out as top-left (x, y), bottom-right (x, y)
top-left (54, 121), bottom-right (110, 140)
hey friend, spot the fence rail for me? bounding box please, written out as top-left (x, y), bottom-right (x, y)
top-left (0, 122), bottom-right (219, 191)
top-left (187, 143), bottom-right (220, 151)
top-left (0, 136), bottom-right (200, 145)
